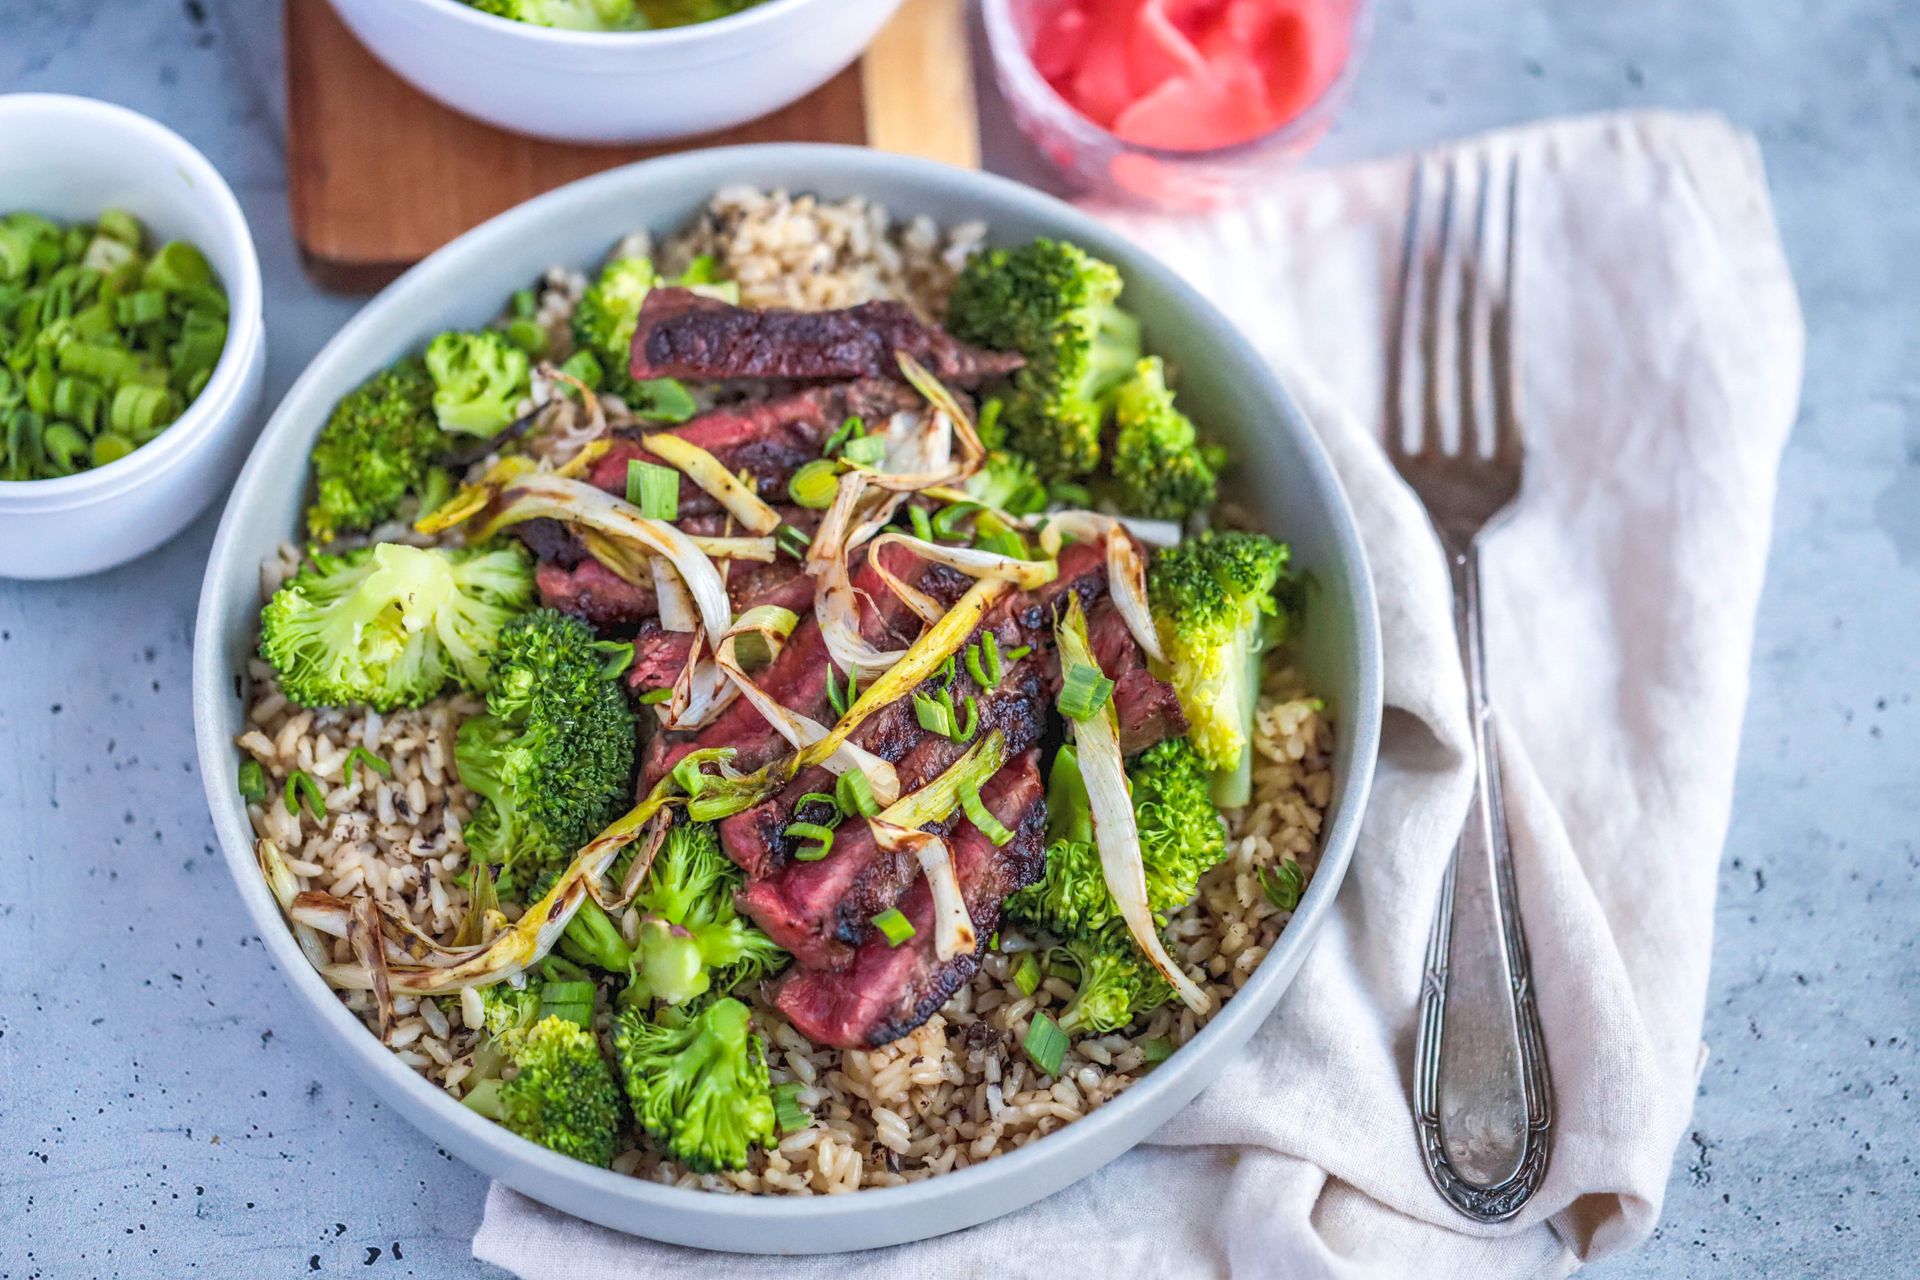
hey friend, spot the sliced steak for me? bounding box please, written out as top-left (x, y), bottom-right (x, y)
top-left (584, 380), bottom-right (922, 516)
top-left (773, 752), bottom-right (1047, 1048)
top-left (629, 288), bottom-right (1025, 387)
top-left (536, 558), bottom-right (655, 629)
top-left (1087, 600), bottom-right (1188, 755)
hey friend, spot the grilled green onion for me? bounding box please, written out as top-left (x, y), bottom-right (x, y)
top-left (237, 758), bottom-right (266, 803)
top-left (787, 458), bottom-right (839, 509)
top-left (775, 523), bottom-right (812, 559)
top-left (345, 746), bottom-right (392, 777)
top-left (1024, 1012), bottom-right (1068, 1076)
top-left (835, 768), bottom-right (878, 818)
top-left (283, 769), bottom-right (326, 820)
top-left (626, 459), bottom-right (679, 519)
top-left (1057, 660), bottom-right (1115, 722)
top-left (1139, 1037), bottom-right (1174, 1064)
top-left (772, 1082), bottom-right (811, 1135)
top-left (636, 686), bottom-right (672, 704)
top-left (785, 821), bottom-right (836, 861)
top-left (825, 663), bottom-right (849, 718)
top-left (671, 753), bottom-right (712, 799)
top-left (870, 908), bottom-right (915, 947)
top-left (959, 781), bottom-right (1011, 845)
top-left (1011, 951), bottom-right (1041, 997)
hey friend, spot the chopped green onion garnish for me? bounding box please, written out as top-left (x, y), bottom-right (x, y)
top-left (870, 908), bottom-right (915, 946)
top-left (626, 459), bottom-right (679, 520)
top-left (1004, 644), bottom-right (1032, 663)
top-left (960, 781), bottom-right (1012, 845)
top-left (1056, 661), bottom-right (1115, 722)
top-left (823, 414), bottom-right (865, 456)
top-left (775, 523), bottom-right (812, 559)
top-left (840, 433), bottom-right (886, 469)
top-left (510, 287), bottom-right (538, 319)
top-left (974, 512), bottom-right (1030, 559)
top-left (938, 653), bottom-right (957, 685)
top-left (787, 458), bottom-right (840, 509)
top-left (345, 746), bottom-right (392, 778)
top-left (1050, 481), bottom-right (1092, 508)
top-left (930, 501), bottom-right (982, 541)
top-left (628, 377), bottom-right (698, 424)
top-left (504, 316), bottom-right (548, 357)
top-left (595, 639), bottom-right (636, 679)
top-left (283, 769), bottom-right (326, 820)
top-left (1259, 860), bottom-right (1307, 912)
top-left (977, 396), bottom-right (1004, 445)
top-left (1139, 1037), bottom-right (1174, 1064)
top-left (954, 693), bottom-right (980, 742)
top-left (772, 1082), bottom-right (811, 1135)
top-left (912, 690), bottom-right (955, 738)
top-left (539, 980), bottom-right (596, 1029)
top-left (825, 663), bottom-right (849, 718)
top-left (557, 348), bottom-right (603, 391)
top-left (784, 821), bottom-right (836, 861)
top-left (636, 686), bottom-right (673, 704)
top-left (835, 768), bottom-right (878, 818)
top-left (237, 758), bottom-right (266, 803)
top-left (965, 633), bottom-right (1004, 691)
top-left (905, 504), bottom-right (932, 544)
top-left (1011, 952), bottom-right (1041, 997)
top-left (796, 791), bottom-right (842, 825)
top-left (1024, 1012), bottom-right (1068, 1076)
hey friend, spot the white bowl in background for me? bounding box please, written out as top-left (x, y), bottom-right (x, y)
top-left (0, 94), bottom-right (266, 580)
top-left (193, 145), bottom-right (1381, 1252)
top-left (327, 0), bottom-right (907, 145)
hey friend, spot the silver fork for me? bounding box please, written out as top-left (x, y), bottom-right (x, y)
top-left (1388, 148), bottom-right (1554, 1223)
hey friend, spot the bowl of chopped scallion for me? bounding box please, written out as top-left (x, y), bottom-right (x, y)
top-left (0, 94), bottom-right (265, 579)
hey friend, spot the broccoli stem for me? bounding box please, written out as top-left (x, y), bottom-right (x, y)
top-left (1209, 636), bottom-right (1266, 807)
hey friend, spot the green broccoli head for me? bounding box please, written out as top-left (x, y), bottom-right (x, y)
top-left (611, 997), bottom-right (776, 1173)
top-left (1147, 532), bottom-right (1291, 799)
top-left (425, 330), bottom-right (530, 436)
top-left (464, 1015), bottom-right (625, 1167)
top-left (454, 609), bottom-right (637, 899)
top-left (946, 238), bottom-right (1142, 481)
top-left (963, 449), bottom-right (1048, 516)
top-left (478, 981), bottom-right (544, 1040)
top-left (571, 256), bottom-right (658, 367)
top-left (1108, 356), bottom-right (1218, 520)
top-left (306, 357), bottom-right (451, 543)
top-left (625, 821), bottom-right (788, 1007)
top-left (1054, 924), bottom-right (1174, 1035)
top-left (468, 0), bottom-right (637, 30)
top-left (1005, 740), bottom-right (1229, 938)
top-left (259, 542), bottom-right (533, 711)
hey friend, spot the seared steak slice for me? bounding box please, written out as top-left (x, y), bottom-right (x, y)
top-left (1087, 600), bottom-right (1188, 756)
top-left (536, 558), bottom-right (655, 629)
top-left (730, 647), bottom-right (1050, 966)
top-left (773, 752), bottom-right (1047, 1048)
top-left (585, 380), bottom-right (922, 516)
top-left (630, 288), bottom-right (1025, 388)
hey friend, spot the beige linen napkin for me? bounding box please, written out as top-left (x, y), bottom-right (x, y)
top-left (475, 110), bottom-right (1803, 1278)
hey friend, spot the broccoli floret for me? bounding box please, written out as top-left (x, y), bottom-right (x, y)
top-left (455, 609), bottom-right (637, 900)
top-left (1147, 531), bottom-right (1292, 803)
top-left (625, 821), bottom-right (787, 1007)
top-left (1053, 924), bottom-right (1173, 1034)
top-left (571, 257), bottom-right (658, 369)
top-left (1107, 356), bottom-right (1218, 520)
top-left (963, 449), bottom-right (1048, 516)
top-left (306, 358), bottom-right (452, 542)
top-left (1006, 740), bottom-right (1228, 937)
top-left (424, 330), bottom-right (530, 436)
top-left (260, 542), bottom-right (532, 711)
top-left (463, 1014), bottom-right (624, 1167)
top-left (611, 997), bottom-right (776, 1172)
top-left (946, 238), bottom-right (1142, 481)
top-left (467, 0), bottom-right (637, 30)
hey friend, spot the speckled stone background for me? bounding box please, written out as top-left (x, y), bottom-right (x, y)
top-left (1, 2), bottom-right (1914, 1276)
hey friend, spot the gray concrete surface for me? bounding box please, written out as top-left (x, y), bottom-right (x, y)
top-left (2, 1), bottom-right (1914, 1275)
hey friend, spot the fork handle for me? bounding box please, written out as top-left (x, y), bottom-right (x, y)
top-left (1412, 541), bottom-right (1555, 1222)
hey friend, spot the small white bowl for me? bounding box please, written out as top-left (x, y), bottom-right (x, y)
top-left (0, 94), bottom-right (266, 580)
top-left (328, 0), bottom-right (908, 146)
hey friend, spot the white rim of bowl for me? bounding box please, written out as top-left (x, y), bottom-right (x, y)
top-left (0, 93), bottom-right (263, 504)
top-left (409, 0), bottom-right (814, 46)
top-left (196, 143), bottom-right (1382, 1231)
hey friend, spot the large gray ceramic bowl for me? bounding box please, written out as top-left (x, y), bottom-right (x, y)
top-left (192, 145), bottom-right (1381, 1254)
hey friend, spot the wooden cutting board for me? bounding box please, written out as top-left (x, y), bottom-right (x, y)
top-left (286, 0), bottom-right (978, 292)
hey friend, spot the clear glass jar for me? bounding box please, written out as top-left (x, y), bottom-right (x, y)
top-left (981, 0), bottom-right (1370, 211)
